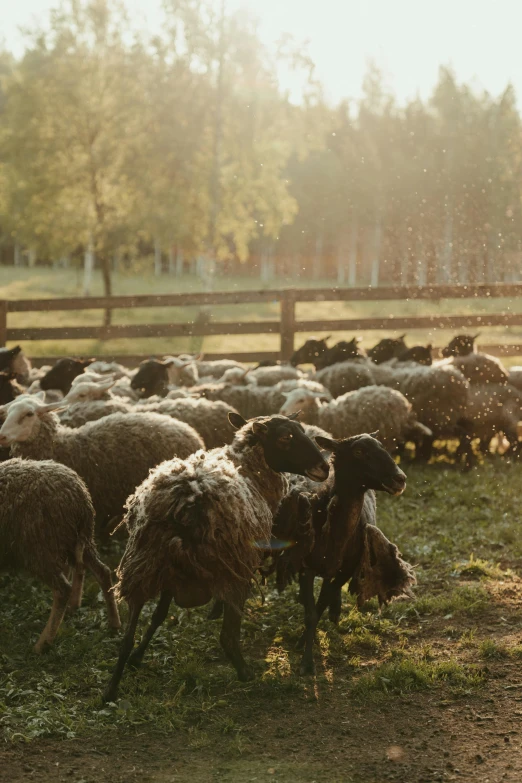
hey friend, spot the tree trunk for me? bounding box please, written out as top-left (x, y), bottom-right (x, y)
top-left (370, 215), bottom-right (382, 287)
top-left (168, 246), bottom-right (176, 275)
top-left (260, 250), bottom-right (269, 283)
top-left (443, 204), bottom-right (453, 284)
top-left (400, 228), bottom-right (409, 286)
top-left (336, 242), bottom-right (345, 285)
top-left (28, 248), bottom-right (37, 268)
top-left (416, 236), bottom-right (427, 286)
top-left (83, 241), bottom-right (94, 296)
top-left (348, 216), bottom-right (359, 287)
top-left (176, 248), bottom-right (184, 277)
top-left (313, 230), bottom-right (324, 280)
top-left (100, 255), bottom-right (113, 327)
top-left (14, 244), bottom-right (21, 267)
top-left (154, 238), bottom-right (162, 276)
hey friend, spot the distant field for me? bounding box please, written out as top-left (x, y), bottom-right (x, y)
top-left (1, 266), bottom-right (522, 363)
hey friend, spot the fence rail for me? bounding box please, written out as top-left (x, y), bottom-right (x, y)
top-left (2, 283), bottom-right (522, 362)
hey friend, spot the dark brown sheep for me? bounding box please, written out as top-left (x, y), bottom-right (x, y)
top-left (272, 433), bottom-right (415, 675)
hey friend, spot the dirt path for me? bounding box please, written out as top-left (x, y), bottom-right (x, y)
top-left (2, 666), bottom-right (522, 783)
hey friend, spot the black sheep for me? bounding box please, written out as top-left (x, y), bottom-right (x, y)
top-left (273, 433), bottom-right (415, 675)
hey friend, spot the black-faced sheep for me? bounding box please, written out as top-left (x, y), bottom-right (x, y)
top-left (0, 346), bottom-right (31, 384)
top-left (314, 338), bottom-right (367, 370)
top-left (367, 335), bottom-right (407, 364)
top-left (0, 458), bottom-right (120, 651)
top-left (102, 412), bottom-right (330, 702)
top-left (441, 333), bottom-right (481, 357)
top-left (397, 344), bottom-right (433, 366)
top-left (273, 433), bottom-right (414, 674)
top-left (0, 394), bottom-right (204, 530)
top-left (290, 337), bottom-right (331, 369)
top-left (438, 334), bottom-right (509, 385)
top-left (40, 357), bottom-right (95, 395)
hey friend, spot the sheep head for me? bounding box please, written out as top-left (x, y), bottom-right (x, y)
top-left (0, 393), bottom-right (68, 446)
top-left (65, 376), bottom-right (116, 404)
top-left (228, 411), bottom-right (329, 481)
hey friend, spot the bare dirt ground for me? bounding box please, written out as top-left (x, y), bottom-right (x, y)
top-left (2, 666), bottom-right (522, 783)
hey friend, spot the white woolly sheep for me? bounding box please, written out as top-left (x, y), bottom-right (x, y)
top-left (60, 378), bottom-right (238, 447)
top-left (0, 458), bottom-right (120, 651)
top-left (280, 385), bottom-right (431, 450)
top-left (193, 378), bottom-right (332, 420)
top-left (102, 412), bottom-right (330, 702)
top-left (0, 394), bottom-right (204, 531)
top-left (508, 367), bottom-right (522, 393)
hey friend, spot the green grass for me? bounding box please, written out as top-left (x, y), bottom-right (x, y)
top-left (1, 266), bottom-right (522, 360)
top-left (1, 460), bottom-right (521, 743)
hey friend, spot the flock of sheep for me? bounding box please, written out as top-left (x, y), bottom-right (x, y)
top-left (0, 331), bottom-right (518, 701)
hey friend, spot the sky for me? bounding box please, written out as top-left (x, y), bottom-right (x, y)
top-left (2, 0), bottom-right (522, 105)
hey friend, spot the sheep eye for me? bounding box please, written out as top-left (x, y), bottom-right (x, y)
top-left (26, 412), bottom-right (35, 418)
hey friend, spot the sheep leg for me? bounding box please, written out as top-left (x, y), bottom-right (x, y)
top-left (298, 570), bottom-right (317, 675)
top-left (128, 591), bottom-right (173, 668)
top-left (208, 599), bottom-right (224, 620)
top-left (35, 573), bottom-right (72, 653)
top-left (102, 599), bottom-right (144, 703)
top-left (415, 434), bottom-right (434, 462)
top-left (314, 579), bottom-right (343, 625)
top-left (220, 601), bottom-right (254, 682)
top-left (84, 547), bottom-right (121, 629)
top-left (68, 544), bottom-right (86, 612)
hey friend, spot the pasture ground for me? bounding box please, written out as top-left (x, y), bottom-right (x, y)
top-left (1, 267), bottom-right (522, 362)
top-left (2, 459), bottom-right (522, 781)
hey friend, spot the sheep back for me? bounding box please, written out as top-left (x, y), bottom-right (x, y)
top-left (117, 444), bottom-right (279, 609)
top-left (0, 458), bottom-right (94, 584)
top-left (12, 412), bottom-right (204, 528)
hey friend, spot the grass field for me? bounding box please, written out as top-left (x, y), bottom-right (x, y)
top-left (2, 459), bottom-right (522, 781)
top-left (1, 266), bottom-right (522, 362)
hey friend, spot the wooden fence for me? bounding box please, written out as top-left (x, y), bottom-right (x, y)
top-left (2, 283), bottom-right (522, 364)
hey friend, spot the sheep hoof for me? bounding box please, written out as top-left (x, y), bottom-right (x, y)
top-left (208, 601), bottom-right (224, 620)
top-left (299, 659), bottom-right (315, 676)
top-left (237, 664), bottom-right (255, 682)
top-left (34, 639), bottom-right (50, 655)
top-left (295, 632), bottom-right (306, 652)
top-left (127, 651), bottom-right (144, 669)
top-left (101, 687), bottom-right (118, 704)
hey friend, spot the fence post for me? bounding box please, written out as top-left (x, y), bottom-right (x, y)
top-left (280, 290), bottom-right (295, 361)
top-left (0, 300), bottom-right (7, 347)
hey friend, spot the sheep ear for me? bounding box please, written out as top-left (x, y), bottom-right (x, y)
top-left (252, 420), bottom-right (269, 436)
top-left (473, 333), bottom-right (480, 340)
top-left (285, 411), bottom-right (301, 421)
top-left (36, 400), bottom-right (68, 415)
top-left (228, 411), bottom-right (247, 430)
top-left (314, 435), bottom-right (338, 451)
top-left (34, 390), bottom-right (46, 401)
top-left (323, 335), bottom-right (331, 342)
top-left (369, 430), bottom-right (380, 439)
top-left (82, 358), bottom-right (95, 366)
top-left (398, 334), bottom-right (406, 339)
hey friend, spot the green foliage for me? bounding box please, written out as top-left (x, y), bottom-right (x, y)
top-left (1, 3), bottom-right (521, 290)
